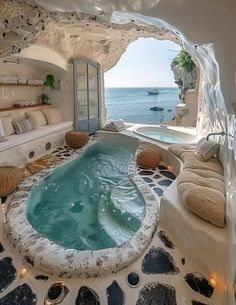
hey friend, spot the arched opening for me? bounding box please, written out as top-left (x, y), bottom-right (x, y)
top-left (104, 37), bottom-right (199, 128)
top-left (104, 38), bottom-right (180, 125)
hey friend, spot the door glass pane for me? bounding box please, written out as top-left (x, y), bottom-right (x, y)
top-left (89, 90), bottom-right (98, 104)
top-left (89, 104), bottom-right (98, 119)
top-left (89, 77), bottom-right (98, 90)
top-left (89, 90), bottom-right (98, 119)
top-left (74, 60), bottom-right (100, 134)
top-left (78, 121), bottom-right (89, 132)
top-left (78, 105), bottom-right (88, 120)
top-left (78, 90), bottom-right (87, 105)
top-left (77, 76), bottom-right (87, 91)
top-left (89, 119), bottom-right (100, 133)
top-left (88, 64), bottom-right (98, 90)
top-left (88, 64), bottom-right (97, 77)
top-left (77, 63), bottom-right (87, 76)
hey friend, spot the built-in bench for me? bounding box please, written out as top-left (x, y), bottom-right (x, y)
top-left (159, 144), bottom-right (228, 277)
top-left (159, 180), bottom-right (228, 276)
top-left (0, 105), bottom-right (73, 166)
top-left (0, 121), bottom-right (72, 152)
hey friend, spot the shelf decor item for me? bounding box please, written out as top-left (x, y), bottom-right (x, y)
top-left (39, 93), bottom-right (50, 104)
top-left (40, 74), bottom-right (55, 104)
top-left (44, 74), bottom-right (55, 89)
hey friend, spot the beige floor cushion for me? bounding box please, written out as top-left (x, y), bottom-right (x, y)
top-left (136, 149), bottom-right (162, 169)
top-left (169, 144), bottom-right (225, 227)
top-left (0, 166), bottom-right (22, 197)
top-left (42, 108), bottom-right (63, 125)
top-left (27, 110), bottom-right (47, 128)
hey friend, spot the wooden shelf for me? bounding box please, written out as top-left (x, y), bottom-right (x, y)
top-left (0, 83), bottom-right (43, 87)
top-left (0, 104), bottom-right (51, 112)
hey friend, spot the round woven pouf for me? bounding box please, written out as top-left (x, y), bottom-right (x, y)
top-left (0, 166), bottom-right (22, 197)
top-left (136, 149), bottom-right (162, 169)
top-left (65, 131), bottom-right (89, 149)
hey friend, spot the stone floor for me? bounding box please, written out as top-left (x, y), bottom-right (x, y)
top-left (0, 145), bottom-right (224, 305)
top-left (137, 165), bottom-right (176, 199)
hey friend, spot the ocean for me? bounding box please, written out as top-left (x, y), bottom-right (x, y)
top-left (105, 87), bottom-right (180, 125)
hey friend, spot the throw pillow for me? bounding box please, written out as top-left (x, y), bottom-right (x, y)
top-left (0, 115), bottom-right (15, 136)
top-left (12, 118), bottom-right (35, 135)
top-left (42, 108), bottom-right (63, 125)
top-left (196, 137), bottom-right (220, 160)
top-left (27, 110), bottom-right (47, 128)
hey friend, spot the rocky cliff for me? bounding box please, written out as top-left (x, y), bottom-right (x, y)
top-left (171, 56), bottom-right (197, 102)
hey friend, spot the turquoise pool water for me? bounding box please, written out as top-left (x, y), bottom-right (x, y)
top-left (26, 140), bottom-right (145, 251)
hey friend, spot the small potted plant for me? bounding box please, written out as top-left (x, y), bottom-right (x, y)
top-left (44, 74), bottom-right (55, 89)
top-left (39, 74), bottom-right (55, 104)
top-left (39, 93), bottom-right (50, 104)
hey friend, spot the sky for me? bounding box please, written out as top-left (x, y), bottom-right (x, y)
top-left (104, 38), bottom-right (181, 88)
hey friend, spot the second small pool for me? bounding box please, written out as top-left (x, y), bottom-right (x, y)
top-left (134, 126), bottom-right (196, 144)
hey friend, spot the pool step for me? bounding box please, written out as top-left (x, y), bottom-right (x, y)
top-left (98, 200), bottom-right (135, 245)
top-left (109, 184), bottom-right (144, 231)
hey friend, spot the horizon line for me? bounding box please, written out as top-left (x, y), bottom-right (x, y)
top-left (105, 85), bottom-right (178, 89)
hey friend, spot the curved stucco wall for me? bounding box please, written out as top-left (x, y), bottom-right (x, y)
top-left (18, 45), bottom-right (68, 71)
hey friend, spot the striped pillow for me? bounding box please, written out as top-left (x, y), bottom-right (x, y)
top-left (12, 118), bottom-right (35, 135)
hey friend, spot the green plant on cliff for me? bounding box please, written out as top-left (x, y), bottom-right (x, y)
top-left (172, 50), bottom-right (195, 72)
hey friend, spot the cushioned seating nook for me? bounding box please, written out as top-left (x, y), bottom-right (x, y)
top-left (159, 144), bottom-right (227, 276)
top-left (0, 105), bottom-right (73, 166)
top-left (169, 144), bottom-right (225, 227)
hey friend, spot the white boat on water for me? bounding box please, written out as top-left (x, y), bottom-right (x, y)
top-left (147, 88), bottom-right (159, 95)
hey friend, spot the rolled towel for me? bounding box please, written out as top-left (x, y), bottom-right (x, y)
top-left (113, 122), bottom-right (125, 129)
top-left (196, 137), bottom-right (220, 160)
top-left (106, 122), bottom-right (117, 130)
top-left (18, 76), bottom-right (27, 84)
top-left (102, 120), bottom-right (126, 131)
top-left (28, 79), bottom-right (39, 85)
top-left (109, 120), bottom-right (125, 129)
top-left (0, 76), bottom-right (17, 83)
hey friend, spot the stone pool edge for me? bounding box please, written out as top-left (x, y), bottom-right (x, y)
top-left (4, 136), bottom-right (159, 278)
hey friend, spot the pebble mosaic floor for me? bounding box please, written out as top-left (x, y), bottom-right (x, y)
top-left (0, 145), bottom-right (224, 305)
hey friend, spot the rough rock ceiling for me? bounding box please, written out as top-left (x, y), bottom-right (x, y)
top-left (0, 0), bottom-right (181, 71)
